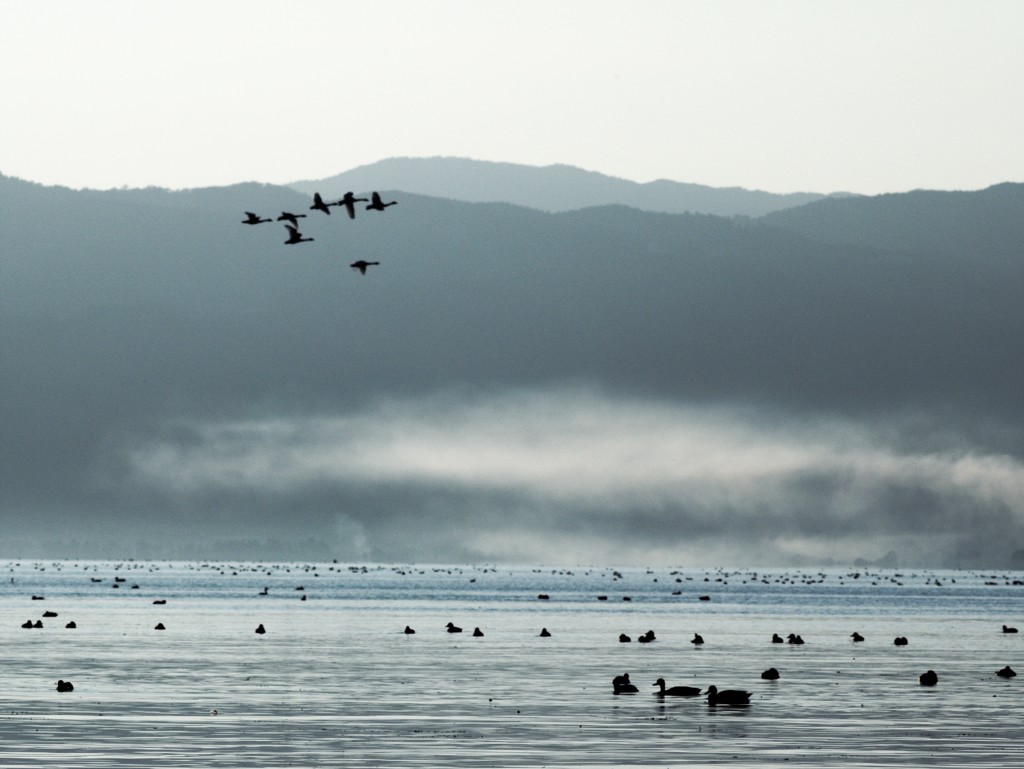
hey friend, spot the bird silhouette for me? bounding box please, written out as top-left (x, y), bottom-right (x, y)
top-left (705, 685), bottom-right (751, 705)
top-left (612, 674), bottom-right (639, 694)
top-left (350, 260), bottom-right (379, 274)
top-left (653, 678), bottom-right (701, 696)
top-left (56, 680), bottom-right (74, 692)
top-left (336, 192), bottom-right (368, 219)
top-left (285, 225), bottom-right (314, 244)
top-left (276, 211), bottom-right (307, 226)
top-left (310, 192), bottom-right (336, 215)
top-left (366, 191), bottom-right (397, 211)
top-left (242, 212), bottom-right (271, 225)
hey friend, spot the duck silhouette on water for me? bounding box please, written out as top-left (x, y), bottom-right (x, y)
top-left (350, 260), bottom-right (379, 274)
top-left (706, 685), bottom-right (751, 706)
top-left (851, 631), bottom-right (865, 642)
top-left (652, 678), bottom-right (701, 696)
top-left (56, 680), bottom-right (74, 692)
top-left (366, 192), bottom-right (397, 212)
top-left (336, 192), bottom-right (368, 219)
top-left (996, 666), bottom-right (1016, 678)
top-left (446, 622), bottom-right (462, 633)
top-left (612, 674), bottom-right (639, 694)
top-left (284, 225), bottom-right (313, 244)
top-left (242, 212), bottom-right (271, 225)
top-left (919, 670), bottom-right (938, 686)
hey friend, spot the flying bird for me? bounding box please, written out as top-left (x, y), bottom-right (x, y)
top-left (310, 192), bottom-right (336, 215)
top-left (277, 212), bottom-right (307, 226)
top-left (350, 260), bottom-right (379, 274)
top-left (242, 212), bottom-right (271, 225)
top-left (366, 192), bottom-right (397, 212)
top-left (335, 192), bottom-right (368, 219)
top-left (284, 225), bottom-right (314, 245)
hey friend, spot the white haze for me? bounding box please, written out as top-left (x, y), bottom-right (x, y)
top-left (125, 388), bottom-right (1024, 567)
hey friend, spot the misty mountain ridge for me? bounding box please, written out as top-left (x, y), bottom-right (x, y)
top-left (288, 156), bottom-right (852, 217)
top-left (1, 171), bottom-right (1022, 566)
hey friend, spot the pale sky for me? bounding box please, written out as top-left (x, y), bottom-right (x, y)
top-left (2, 0), bottom-right (1022, 194)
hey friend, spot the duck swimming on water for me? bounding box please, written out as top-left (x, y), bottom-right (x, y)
top-left (652, 678), bottom-right (701, 696)
top-left (705, 685), bottom-right (751, 706)
top-left (612, 674), bottom-right (639, 694)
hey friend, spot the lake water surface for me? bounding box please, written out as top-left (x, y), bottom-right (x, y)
top-left (2, 560), bottom-right (1021, 767)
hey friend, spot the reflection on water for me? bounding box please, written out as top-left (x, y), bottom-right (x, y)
top-left (1, 561), bottom-right (1021, 767)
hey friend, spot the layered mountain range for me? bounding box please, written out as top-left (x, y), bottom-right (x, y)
top-left (2, 158), bottom-right (1021, 563)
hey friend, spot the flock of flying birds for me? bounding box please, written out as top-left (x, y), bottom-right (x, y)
top-left (241, 190), bottom-right (397, 274)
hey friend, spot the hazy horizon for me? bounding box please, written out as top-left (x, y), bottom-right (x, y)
top-left (1, 1), bottom-right (1022, 195)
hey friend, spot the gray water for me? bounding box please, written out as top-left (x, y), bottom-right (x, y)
top-left (2, 561), bottom-right (1021, 767)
